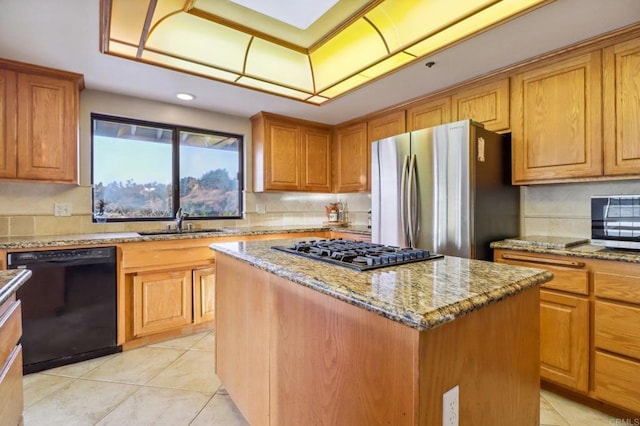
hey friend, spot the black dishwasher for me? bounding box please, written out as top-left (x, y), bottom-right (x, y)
top-left (7, 246), bottom-right (120, 374)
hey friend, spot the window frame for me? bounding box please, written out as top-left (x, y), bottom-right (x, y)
top-left (90, 113), bottom-right (244, 223)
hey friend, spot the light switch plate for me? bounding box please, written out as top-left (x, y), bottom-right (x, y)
top-left (54, 203), bottom-right (72, 216)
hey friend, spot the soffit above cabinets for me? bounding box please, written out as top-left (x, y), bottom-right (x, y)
top-left (101, 0), bottom-right (551, 105)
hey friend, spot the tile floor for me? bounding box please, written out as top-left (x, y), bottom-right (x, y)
top-left (22, 330), bottom-right (623, 425)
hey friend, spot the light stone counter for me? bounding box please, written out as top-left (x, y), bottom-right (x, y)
top-left (491, 236), bottom-right (640, 264)
top-left (210, 238), bottom-right (552, 331)
top-left (0, 269), bottom-right (32, 305)
top-left (0, 225), bottom-right (370, 250)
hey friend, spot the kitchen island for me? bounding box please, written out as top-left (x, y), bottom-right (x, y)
top-left (210, 238), bottom-right (553, 425)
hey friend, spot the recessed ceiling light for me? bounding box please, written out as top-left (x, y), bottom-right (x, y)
top-left (176, 93), bottom-right (196, 101)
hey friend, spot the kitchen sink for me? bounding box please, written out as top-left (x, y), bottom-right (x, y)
top-left (137, 228), bottom-right (226, 236)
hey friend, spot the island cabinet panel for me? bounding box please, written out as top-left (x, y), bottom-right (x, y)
top-left (333, 122), bottom-right (368, 192)
top-left (216, 251), bottom-right (542, 425)
top-left (418, 287), bottom-right (540, 425)
top-left (269, 273), bottom-right (418, 426)
top-left (510, 51), bottom-right (602, 184)
top-left (406, 96), bottom-right (451, 131)
top-left (603, 38), bottom-right (640, 176)
top-left (451, 78), bottom-right (510, 132)
top-left (215, 254), bottom-right (269, 426)
top-left (132, 269), bottom-right (193, 337)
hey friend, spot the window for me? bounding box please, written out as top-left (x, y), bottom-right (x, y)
top-left (91, 114), bottom-right (243, 222)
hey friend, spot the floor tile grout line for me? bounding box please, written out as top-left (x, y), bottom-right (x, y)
top-left (90, 382), bottom-right (146, 425)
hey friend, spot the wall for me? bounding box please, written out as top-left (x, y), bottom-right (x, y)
top-left (521, 180), bottom-right (640, 238)
top-left (0, 90), bottom-right (369, 237)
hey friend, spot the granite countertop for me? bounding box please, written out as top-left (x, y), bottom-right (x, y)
top-left (491, 236), bottom-right (640, 264)
top-left (0, 225), bottom-right (371, 250)
top-left (209, 238), bottom-right (552, 331)
top-left (0, 269), bottom-right (32, 305)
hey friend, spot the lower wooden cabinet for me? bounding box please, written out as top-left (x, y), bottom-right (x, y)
top-left (132, 269), bottom-right (193, 337)
top-left (193, 266), bottom-right (215, 324)
top-left (540, 290), bottom-right (589, 392)
top-left (0, 296), bottom-right (23, 426)
top-left (495, 248), bottom-right (640, 417)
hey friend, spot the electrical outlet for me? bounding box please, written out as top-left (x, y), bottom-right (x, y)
top-left (54, 203), bottom-right (72, 217)
top-left (442, 385), bottom-right (459, 426)
top-left (256, 204), bottom-right (266, 214)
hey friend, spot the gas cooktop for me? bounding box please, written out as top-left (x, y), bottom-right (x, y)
top-left (271, 239), bottom-right (443, 271)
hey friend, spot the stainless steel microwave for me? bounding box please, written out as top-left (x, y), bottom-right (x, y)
top-left (591, 195), bottom-right (640, 250)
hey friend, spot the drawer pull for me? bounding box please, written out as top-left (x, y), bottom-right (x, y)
top-left (501, 253), bottom-right (585, 268)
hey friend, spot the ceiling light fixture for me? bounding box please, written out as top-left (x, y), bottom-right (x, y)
top-left (101, 0), bottom-right (550, 105)
top-left (176, 92), bottom-right (196, 101)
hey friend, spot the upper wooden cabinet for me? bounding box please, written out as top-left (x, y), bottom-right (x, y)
top-left (406, 96), bottom-right (451, 131)
top-left (603, 38), bottom-right (640, 176)
top-left (0, 59), bottom-right (83, 184)
top-left (333, 122), bottom-right (368, 193)
top-left (510, 51), bottom-right (603, 184)
top-left (451, 78), bottom-right (510, 132)
top-left (252, 112), bottom-right (331, 192)
top-left (366, 110), bottom-right (406, 142)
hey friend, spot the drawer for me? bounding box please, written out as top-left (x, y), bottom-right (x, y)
top-left (594, 300), bottom-right (640, 359)
top-left (496, 252), bottom-right (588, 295)
top-left (122, 245), bottom-right (215, 270)
top-left (594, 271), bottom-right (640, 304)
top-left (0, 301), bottom-right (21, 368)
top-left (594, 350), bottom-right (640, 414)
top-left (0, 294), bottom-right (15, 318)
top-left (0, 345), bottom-right (24, 425)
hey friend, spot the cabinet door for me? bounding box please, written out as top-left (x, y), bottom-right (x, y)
top-left (451, 78), bottom-right (510, 132)
top-left (16, 72), bottom-right (78, 183)
top-left (193, 266), bottom-right (215, 324)
top-left (333, 122), bottom-right (368, 193)
top-left (367, 110), bottom-right (406, 143)
top-left (264, 120), bottom-right (300, 191)
top-left (133, 269), bottom-right (193, 337)
top-left (603, 38), bottom-right (640, 175)
top-left (540, 290), bottom-right (589, 392)
top-left (300, 127), bottom-right (331, 192)
top-left (511, 51), bottom-right (602, 184)
top-left (406, 97), bottom-right (451, 131)
top-left (0, 70), bottom-right (17, 179)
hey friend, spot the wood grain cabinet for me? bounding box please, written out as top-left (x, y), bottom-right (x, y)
top-left (132, 269), bottom-right (193, 337)
top-left (592, 263), bottom-right (640, 413)
top-left (251, 112), bottom-right (331, 192)
top-left (366, 110), bottom-right (406, 143)
top-left (193, 266), bottom-right (215, 324)
top-left (510, 51), bottom-right (603, 184)
top-left (333, 122), bottom-right (368, 193)
top-left (406, 96), bottom-right (451, 131)
top-left (494, 250), bottom-right (589, 392)
top-left (0, 295), bottom-right (23, 425)
top-left (451, 78), bottom-right (510, 132)
top-left (0, 58), bottom-right (83, 184)
top-left (603, 38), bottom-right (640, 176)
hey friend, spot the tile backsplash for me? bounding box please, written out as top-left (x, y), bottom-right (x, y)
top-left (0, 181), bottom-right (371, 237)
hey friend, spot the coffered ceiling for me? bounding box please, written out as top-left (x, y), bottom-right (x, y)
top-left (1, 0), bottom-right (640, 124)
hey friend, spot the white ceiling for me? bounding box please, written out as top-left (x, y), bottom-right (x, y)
top-left (1, 0), bottom-right (639, 125)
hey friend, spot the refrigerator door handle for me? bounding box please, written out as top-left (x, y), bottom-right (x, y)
top-left (400, 154), bottom-right (410, 246)
top-left (407, 154), bottom-right (418, 247)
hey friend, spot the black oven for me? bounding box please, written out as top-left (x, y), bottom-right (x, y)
top-left (7, 246), bottom-right (121, 374)
top-left (591, 196), bottom-right (640, 250)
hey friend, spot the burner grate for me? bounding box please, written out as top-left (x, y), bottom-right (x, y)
top-left (271, 239), bottom-right (443, 271)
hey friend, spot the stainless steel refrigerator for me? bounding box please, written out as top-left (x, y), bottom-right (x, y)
top-left (371, 119), bottom-right (519, 260)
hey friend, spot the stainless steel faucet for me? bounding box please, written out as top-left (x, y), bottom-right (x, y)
top-left (175, 208), bottom-right (188, 232)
